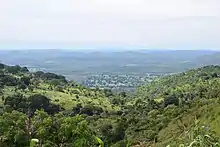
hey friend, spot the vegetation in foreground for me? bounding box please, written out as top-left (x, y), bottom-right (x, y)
top-left (1, 63), bottom-right (220, 146)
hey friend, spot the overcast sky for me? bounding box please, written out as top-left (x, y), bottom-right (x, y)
top-left (0, 0), bottom-right (220, 50)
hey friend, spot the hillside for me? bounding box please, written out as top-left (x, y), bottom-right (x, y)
top-left (137, 65), bottom-right (220, 101)
top-left (1, 63), bottom-right (220, 146)
top-left (0, 63), bottom-right (116, 111)
top-left (136, 65), bottom-right (220, 146)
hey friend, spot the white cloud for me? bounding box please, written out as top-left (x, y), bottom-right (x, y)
top-left (0, 0), bottom-right (220, 49)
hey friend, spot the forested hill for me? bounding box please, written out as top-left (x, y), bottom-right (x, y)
top-left (137, 65), bottom-right (220, 101)
top-left (1, 63), bottom-right (220, 146)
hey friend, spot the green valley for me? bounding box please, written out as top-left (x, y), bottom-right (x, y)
top-left (1, 63), bottom-right (220, 146)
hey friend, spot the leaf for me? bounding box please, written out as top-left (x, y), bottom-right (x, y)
top-left (96, 137), bottom-right (104, 147)
top-left (30, 139), bottom-right (39, 147)
top-left (188, 140), bottom-right (198, 147)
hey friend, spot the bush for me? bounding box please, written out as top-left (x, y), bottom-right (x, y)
top-left (28, 94), bottom-right (61, 114)
top-left (4, 94), bottom-right (28, 112)
top-left (170, 119), bottom-right (220, 146)
top-left (20, 76), bottom-right (31, 85)
top-left (1, 75), bottom-right (19, 86)
top-left (80, 105), bottom-right (103, 116)
top-left (164, 94), bottom-right (179, 107)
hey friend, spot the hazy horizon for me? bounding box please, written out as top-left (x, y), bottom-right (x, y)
top-left (0, 0), bottom-right (220, 50)
top-left (0, 48), bottom-right (220, 52)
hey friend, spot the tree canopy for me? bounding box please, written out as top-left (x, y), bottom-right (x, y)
top-left (1, 63), bottom-right (220, 146)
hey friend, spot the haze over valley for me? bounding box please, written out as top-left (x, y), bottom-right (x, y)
top-left (0, 49), bottom-right (220, 91)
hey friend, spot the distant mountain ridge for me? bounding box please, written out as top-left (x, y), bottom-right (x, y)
top-left (0, 50), bottom-right (219, 80)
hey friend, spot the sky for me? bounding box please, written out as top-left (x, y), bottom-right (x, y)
top-left (0, 0), bottom-right (220, 50)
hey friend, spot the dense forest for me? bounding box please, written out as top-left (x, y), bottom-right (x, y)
top-left (1, 63), bottom-right (220, 146)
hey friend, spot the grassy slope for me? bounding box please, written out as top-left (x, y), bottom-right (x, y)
top-left (133, 65), bottom-right (220, 146)
top-left (156, 98), bottom-right (220, 146)
top-left (136, 65), bottom-right (220, 99)
top-left (2, 81), bottom-right (116, 111)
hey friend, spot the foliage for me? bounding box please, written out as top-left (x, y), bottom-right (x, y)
top-left (31, 110), bottom-right (97, 147)
top-left (29, 139), bottom-right (39, 147)
top-left (1, 63), bottom-right (220, 146)
top-left (170, 119), bottom-right (220, 147)
top-left (4, 93), bottom-right (28, 112)
top-left (0, 111), bottom-right (29, 147)
top-left (0, 110), bottom-right (97, 147)
top-left (20, 76), bottom-right (31, 86)
top-left (96, 137), bottom-right (104, 147)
